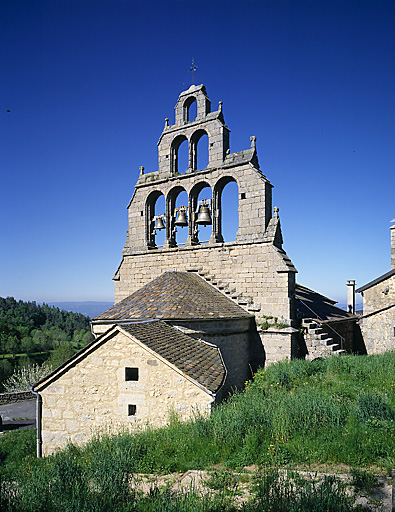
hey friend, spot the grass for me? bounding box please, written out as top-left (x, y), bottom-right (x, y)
top-left (1, 351), bottom-right (395, 510)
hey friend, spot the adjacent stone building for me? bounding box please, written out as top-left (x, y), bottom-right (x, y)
top-left (33, 320), bottom-right (226, 456)
top-left (356, 222), bottom-right (395, 354)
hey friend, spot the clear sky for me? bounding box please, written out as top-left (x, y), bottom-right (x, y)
top-left (1, 0), bottom-right (394, 305)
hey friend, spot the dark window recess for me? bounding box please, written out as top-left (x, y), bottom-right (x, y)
top-left (140, 211), bottom-right (144, 216)
top-left (125, 367), bottom-right (139, 381)
top-left (128, 404), bottom-right (136, 416)
top-left (240, 193), bottom-right (246, 200)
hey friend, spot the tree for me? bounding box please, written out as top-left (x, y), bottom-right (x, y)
top-left (21, 336), bottom-right (35, 356)
top-left (47, 344), bottom-right (75, 369)
top-left (5, 335), bottom-right (19, 359)
top-left (0, 360), bottom-right (12, 388)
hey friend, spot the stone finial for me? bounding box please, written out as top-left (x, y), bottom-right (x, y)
top-left (250, 136), bottom-right (256, 149)
top-left (218, 101), bottom-right (223, 112)
top-left (139, 166), bottom-right (145, 175)
top-left (273, 206), bottom-right (279, 218)
top-left (165, 118), bottom-right (169, 128)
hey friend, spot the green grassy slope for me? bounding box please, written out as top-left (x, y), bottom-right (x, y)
top-left (1, 352), bottom-right (394, 510)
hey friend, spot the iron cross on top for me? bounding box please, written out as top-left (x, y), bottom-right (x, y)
top-left (189, 59), bottom-right (197, 84)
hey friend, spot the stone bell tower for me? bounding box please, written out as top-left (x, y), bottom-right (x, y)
top-left (122, 84), bottom-right (273, 253)
top-left (114, 85), bottom-right (298, 364)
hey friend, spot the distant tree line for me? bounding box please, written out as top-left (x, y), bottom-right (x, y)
top-left (0, 297), bottom-right (94, 389)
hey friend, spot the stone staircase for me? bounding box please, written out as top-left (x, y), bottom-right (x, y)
top-left (186, 268), bottom-right (262, 313)
top-left (301, 318), bottom-right (345, 359)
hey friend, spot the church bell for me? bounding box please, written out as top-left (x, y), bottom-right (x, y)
top-left (174, 209), bottom-right (188, 227)
top-left (196, 205), bottom-right (212, 226)
top-left (154, 216), bottom-right (165, 230)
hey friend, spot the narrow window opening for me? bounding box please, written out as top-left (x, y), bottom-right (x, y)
top-left (240, 193), bottom-right (246, 200)
top-left (140, 211), bottom-right (143, 216)
top-left (125, 367), bottom-right (139, 381)
top-left (128, 404), bottom-right (136, 416)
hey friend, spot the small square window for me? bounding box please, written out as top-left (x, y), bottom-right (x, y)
top-left (240, 193), bottom-right (246, 200)
top-left (125, 367), bottom-right (139, 381)
top-left (128, 404), bottom-right (136, 416)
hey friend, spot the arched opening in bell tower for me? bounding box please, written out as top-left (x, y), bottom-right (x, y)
top-left (167, 186), bottom-right (189, 247)
top-left (171, 135), bottom-right (189, 174)
top-left (190, 182), bottom-right (213, 245)
top-left (190, 129), bottom-right (209, 171)
top-left (183, 96), bottom-right (197, 122)
top-left (214, 177), bottom-right (239, 243)
top-left (146, 190), bottom-right (166, 249)
top-left (153, 194), bottom-right (166, 247)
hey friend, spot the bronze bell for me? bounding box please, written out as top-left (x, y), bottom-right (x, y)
top-left (174, 210), bottom-right (188, 226)
top-left (154, 216), bottom-right (165, 230)
top-left (196, 205), bottom-right (212, 226)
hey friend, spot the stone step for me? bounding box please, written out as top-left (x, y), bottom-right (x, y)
top-left (237, 296), bottom-right (252, 305)
top-left (317, 332), bottom-right (331, 340)
top-left (308, 328), bottom-right (324, 335)
top-left (247, 303), bottom-right (261, 312)
top-left (320, 338), bottom-right (336, 347)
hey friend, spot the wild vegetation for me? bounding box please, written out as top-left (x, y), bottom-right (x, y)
top-left (0, 296), bottom-right (93, 390)
top-left (0, 352), bottom-right (394, 510)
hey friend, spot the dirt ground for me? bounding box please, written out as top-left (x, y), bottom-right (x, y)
top-left (130, 467), bottom-right (393, 511)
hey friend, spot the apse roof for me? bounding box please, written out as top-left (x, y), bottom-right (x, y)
top-left (93, 271), bottom-right (252, 322)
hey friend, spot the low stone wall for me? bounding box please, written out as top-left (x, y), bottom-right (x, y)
top-left (0, 391), bottom-right (35, 405)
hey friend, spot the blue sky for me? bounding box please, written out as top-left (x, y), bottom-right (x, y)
top-left (1, 0), bottom-right (394, 304)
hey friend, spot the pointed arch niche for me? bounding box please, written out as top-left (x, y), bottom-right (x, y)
top-left (214, 177), bottom-right (239, 243)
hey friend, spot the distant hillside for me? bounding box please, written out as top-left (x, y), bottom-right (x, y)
top-left (47, 302), bottom-right (113, 318)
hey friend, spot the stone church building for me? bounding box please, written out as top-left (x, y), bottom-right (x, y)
top-left (33, 85), bottom-right (358, 456)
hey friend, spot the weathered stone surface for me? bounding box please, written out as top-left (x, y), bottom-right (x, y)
top-left (37, 328), bottom-right (217, 456)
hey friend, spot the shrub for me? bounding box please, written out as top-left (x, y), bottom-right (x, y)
top-left (3, 363), bottom-right (52, 392)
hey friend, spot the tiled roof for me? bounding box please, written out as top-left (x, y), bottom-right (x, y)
top-left (94, 272), bottom-right (251, 321)
top-left (121, 320), bottom-right (225, 393)
top-left (356, 268), bottom-right (395, 293)
top-left (295, 284), bottom-right (354, 321)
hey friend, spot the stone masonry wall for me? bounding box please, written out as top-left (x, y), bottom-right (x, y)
top-left (172, 318), bottom-right (255, 395)
top-left (0, 391), bottom-right (34, 405)
top-left (360, 274), bottom-right (395, 354)
top-left (115, 241), bottom-right (296, 327)
top-left (39, 330), bottom-right (213, 456)
top-left (124, 162), bottom-right (273, 253)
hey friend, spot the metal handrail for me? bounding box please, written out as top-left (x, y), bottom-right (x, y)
top-left (298, 299), bottom-right (345, 350)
